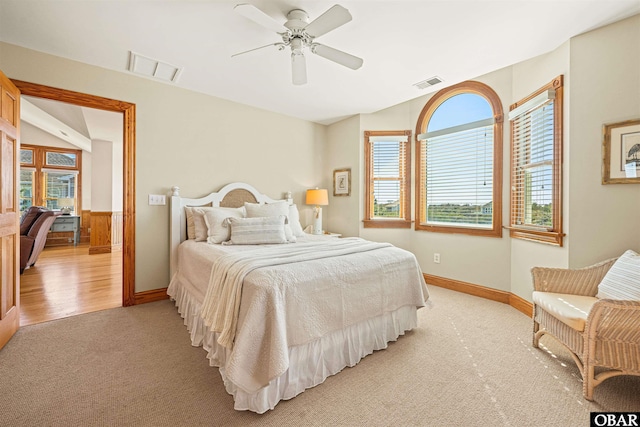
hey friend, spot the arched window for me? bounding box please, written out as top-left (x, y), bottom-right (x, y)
top-left (415, 81), bottom-right (503, 237)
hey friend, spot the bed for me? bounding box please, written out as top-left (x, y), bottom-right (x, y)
top-left (167, 182), bottom-right (429, 413)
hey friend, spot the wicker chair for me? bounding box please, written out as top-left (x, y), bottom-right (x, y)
top-left (532, 258), bottom-right (640, 400)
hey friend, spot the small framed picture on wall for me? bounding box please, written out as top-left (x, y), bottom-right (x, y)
top-left (603, 118), bottom-right (640, 184)
top-left (333, 168), bottom-right (351, 196)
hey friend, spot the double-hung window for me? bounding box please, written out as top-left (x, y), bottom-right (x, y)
top-left (364, 130), bottom-right (411, 228)
top-left (509, 76), bottom-right (563, 245)
top-left (415, 81), bottom-right (503, 237)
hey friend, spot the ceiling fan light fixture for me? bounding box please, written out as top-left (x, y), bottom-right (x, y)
top-left (290, 37), bottom-right (304, 54)
top-left (233, 3), bottom-right (363, 85)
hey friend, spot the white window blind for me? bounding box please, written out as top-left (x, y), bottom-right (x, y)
top-left (419, 119), bottom-right (494, 227)
top-left (369, 135), bottom-right (408, 219)
top-left (510, 96), bottom-right (555, 229)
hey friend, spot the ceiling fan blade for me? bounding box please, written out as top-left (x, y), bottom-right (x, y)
top-left (234, 3), bottom-right (287, 33)
top-left (291, 53), bottom-right (307, 85)
top-left (303, 4), bottom-right (352, 38)
top-left (311, 44), bottom-right (363, 70)
top-left (231, 43), bottom-right (282, 58)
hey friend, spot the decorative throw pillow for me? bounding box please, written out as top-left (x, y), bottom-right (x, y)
top-left (596, 249), bottom-right (640, 300)
top-left (226, 216), bottom-right (288, 245)
top-left (201, 207), bottom-right (245, 244)
top-left (245, 201), bottom-right (296, 242)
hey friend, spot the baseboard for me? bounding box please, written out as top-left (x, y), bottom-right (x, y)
top-left (134, 288), bottom-right (169, 304)
top-left (424, 274), bottom-right (533, 317)
top-left (131, 276), bottom-right (534, 317)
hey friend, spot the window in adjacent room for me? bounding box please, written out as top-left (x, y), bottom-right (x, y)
top-left (509, 76), bottom-right (564, 246)
top-left (415, 81), bottom-right (503, 237)
top-left (20, 144), bottom-right (82, 214)
top-left (364, 130), bottom-right (412, 228)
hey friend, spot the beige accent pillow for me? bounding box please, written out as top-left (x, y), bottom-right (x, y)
top-left (226, 216), bottom-right (288, 245)
top-left (203, 207), bottom-right (245, 244)
top-left (184, 207), bottom-right (197, 240)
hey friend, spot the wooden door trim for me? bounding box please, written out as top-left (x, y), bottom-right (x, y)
top-left (12, 80), bottom-right (137, 307)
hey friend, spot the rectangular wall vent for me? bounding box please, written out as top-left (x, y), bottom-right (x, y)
top-left (413, 76), bottom-right (443, 90)
top-left (128, 52), bottom-right (182, 83)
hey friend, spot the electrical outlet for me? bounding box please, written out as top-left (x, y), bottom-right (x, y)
top-left (148, 194), bottom-right (166, 205)
top-left (433, 253), bottom-right (441, 264)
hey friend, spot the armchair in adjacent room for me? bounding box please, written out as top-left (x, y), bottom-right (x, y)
top-left (19, 206), bottom-right (60, 274)
top-left (531, 251), bottom-right (640, 400)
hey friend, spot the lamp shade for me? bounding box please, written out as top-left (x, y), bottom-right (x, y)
top-left (58, 198), bottom-right (74, 207)
top-left (306, 188), bottom-right (328, 206)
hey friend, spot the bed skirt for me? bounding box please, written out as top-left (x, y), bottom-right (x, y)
top-left (169, 276), bottom-right (418, 413)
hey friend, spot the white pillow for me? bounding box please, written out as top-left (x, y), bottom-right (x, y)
top-left (186, 206), bottom-right (220, 241)
top-left (244, 201), bottom-right (289, 217)
top-left (245, 201), bottom-right (296, 242)
top-left (226, 216), bottom-right (288, 245)
top-left (202, 207), bottom-right (245, 244)
top-left (288, 204), bottom-right (305, 237)
top-left (597, 249), bottom-right (640, 300)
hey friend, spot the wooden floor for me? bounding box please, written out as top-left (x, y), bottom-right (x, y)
top-left (20, 244), bottom-right (122, 326)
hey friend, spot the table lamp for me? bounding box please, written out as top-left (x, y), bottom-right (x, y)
top-left (305, 188), bottom-right (328, 235)
top-left (58, 198), bottom-right (75, 215)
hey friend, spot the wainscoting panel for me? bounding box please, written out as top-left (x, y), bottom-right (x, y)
top-left (89, 211), bottom-right (123, 255)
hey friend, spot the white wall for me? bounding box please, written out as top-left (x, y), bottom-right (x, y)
top-left (91, 140), bottom-right (113, 212)
top-left (1, 42), bottom-right (326, 293)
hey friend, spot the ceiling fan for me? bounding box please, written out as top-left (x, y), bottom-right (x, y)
top-left (233, 3), bottom-right (364, 85)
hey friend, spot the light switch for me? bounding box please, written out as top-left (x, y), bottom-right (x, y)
top-left (149, 194), bottom-right (166, 205)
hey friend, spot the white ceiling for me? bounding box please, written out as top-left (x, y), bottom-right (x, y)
top-left (2, 1), bottom-right (639, 125)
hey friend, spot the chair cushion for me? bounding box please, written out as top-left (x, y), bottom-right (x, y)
top-left (596, 250), bottom-right (640, 300)
top-left (533, 291), bottom-right (598, 332)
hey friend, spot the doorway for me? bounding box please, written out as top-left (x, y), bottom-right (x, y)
top-left (13, 80), bottom-right (136, 315)
top-left (18, 96), bottom-right (124, 325)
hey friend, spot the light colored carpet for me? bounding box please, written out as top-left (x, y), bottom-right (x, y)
top-left (1, 286), bottom-right (638, 426)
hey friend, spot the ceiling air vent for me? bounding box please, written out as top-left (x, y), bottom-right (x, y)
top-left (128, 52), bottom-right (182, 83)
top-left (413, 76), bottom-right (443, 90)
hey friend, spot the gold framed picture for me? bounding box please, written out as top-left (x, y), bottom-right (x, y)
top-left (602, 118), bottom-right (640, 184)
top-left (333, 168), bottom-right (351, 196)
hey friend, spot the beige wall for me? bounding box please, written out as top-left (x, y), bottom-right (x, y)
top-left (1, 42), bottom-right (326, 292)
top-left (325, 115), bottom-right (361, 238)
top-left (325, 14), bottom-right (640, 300)
top-left (567, 14), bottom-right (640, 267)
top-left (3, 13), bottom-right (638, 298)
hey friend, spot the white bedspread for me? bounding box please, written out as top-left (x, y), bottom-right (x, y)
top-left (201, 238), bottom-right (393, 349)
top-left (170, 237), bottom-right (429, 394)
